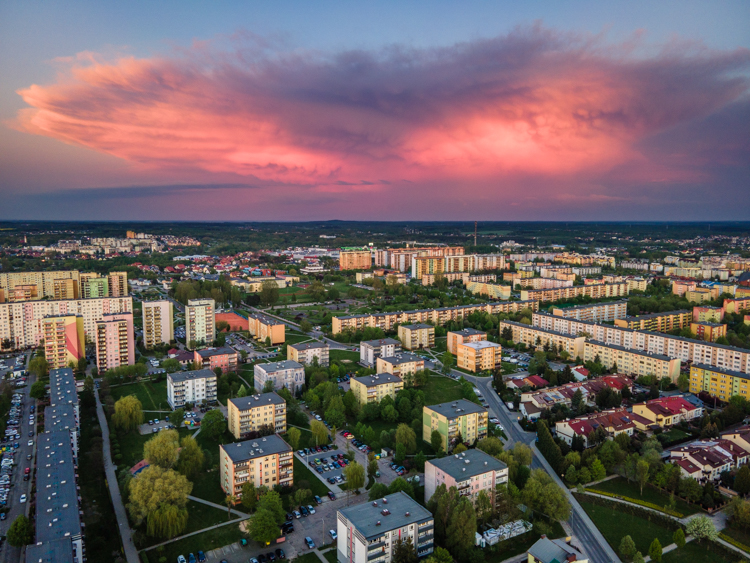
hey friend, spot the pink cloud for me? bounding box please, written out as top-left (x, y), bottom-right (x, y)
top-left (11, 26), bottom-right (750, 195)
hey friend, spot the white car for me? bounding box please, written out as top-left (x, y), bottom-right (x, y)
top-left (19, 494), bottom-right (27, 503)
top-left (329, 529), bottom-right (337, 540)
top-left (27, 440), bottom-right (33, 447)
top-left (307, 504), bottom-right (316, 514)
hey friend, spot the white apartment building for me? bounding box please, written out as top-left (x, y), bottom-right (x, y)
top-left (167, 368), bottom-right (218, 408)
top-left (142, 299), bottom-right (174, 348)
top-left (185, 298), bottom-right (215, 349)
top-left (359, 338), bottom-right (401, 367)
top-left (424, 449), bottom-right (508, 506)
top-left (253, 360), bottom-right (305, 395)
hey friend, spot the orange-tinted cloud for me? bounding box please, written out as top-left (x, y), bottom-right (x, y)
top-left (12, 26), bottom-right (750, 195)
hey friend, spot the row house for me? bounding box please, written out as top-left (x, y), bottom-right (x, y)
top-left (631, 396), bottom-right (703, 428)
top-left (670, 441), bottom-right (738, 483)
top-left (555, 408), bottom-right (650, 448)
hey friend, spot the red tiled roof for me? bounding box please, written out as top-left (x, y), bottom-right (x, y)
top-left (674, 458), bottom-right (700, 475)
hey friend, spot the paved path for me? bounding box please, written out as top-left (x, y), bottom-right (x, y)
top-left (188, 495), bottom-right (250, 518)
top-left (96, 390), bottom-right (140, 563)
top-left (142, 517), bottom-right (245, 551)
top-left (642, 536), bottom-right (696, 562)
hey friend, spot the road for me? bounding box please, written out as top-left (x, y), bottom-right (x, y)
top-left (464, 373), bottom-right (620, 563)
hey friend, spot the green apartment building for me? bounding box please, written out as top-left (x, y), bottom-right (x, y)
top-left (423, 399), bottom-right (488, 452)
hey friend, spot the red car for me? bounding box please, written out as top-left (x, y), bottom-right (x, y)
top-left (24, 467), bottom-right (30, 475)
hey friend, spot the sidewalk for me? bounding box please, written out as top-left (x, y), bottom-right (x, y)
top-left (95, 390), bottom-right (140, 563)
top-left (188, 495), bottom-right (250, 518)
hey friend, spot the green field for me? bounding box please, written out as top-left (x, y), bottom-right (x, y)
top-left (578, 498), bottom-right (678, 555)
top-left (292, 554), bottom-right (322, 563)
top-left (110, 379), bottom-right (169, 411)
top-left (285, 334), bottom-right (315, 345)
top-left (662, 540), bottom-right (736, 563)
top-left (116, 426), bottom-right (193, 469)
top-left (143, 521), bottom-right (247, 563)
top-left (423, 375), bottom-right (464, 405)
top-left (330, 349), bottom-right (360, 363)
top-left (190, 429), bottom-right (240, 504)
top-left (589, 476), bottom-right (702, 516)
top-left (657, 428), bottom-right (691, 446)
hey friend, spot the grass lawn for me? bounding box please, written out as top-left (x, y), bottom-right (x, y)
top-left (662, 540), bottom-right (736, 563)
top-left (293, 554), bottom-right (323, 563)
top-left (323, 549), bottom-right (338, 563)
top-left (110, 379), bottom-right (169, 411)
top-left (657, 428), bottom-right (691, 446)
top-left (284, 427), bottom-right (315, 449)
top-left (145, 521), bottom-right (247, 563)
top-left (285, 334), bottom-right (315, 345)
top-left (578, 498), bottom-right (677, 555)
top-left (141, 500), bottom-right (230, 548)
top-left (330, 349), bottom-right (360, 363)
top-left (423, 375), bottom-right (464, 406)
top-left (293, 456), bottom-right (333, 497)
top-left (190, 429), bottom-right (239, 504)
top-left (589, 476), bottom-right (702, 516)
top-left (115, 426), bottom-right (193, 469)
top-left (720, 526), bottom-right (750, 550)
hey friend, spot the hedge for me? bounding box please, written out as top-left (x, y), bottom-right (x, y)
top-left (585, 488), bottom-right (684, 518)
top-left (718, 532), bottom-right (750, 554)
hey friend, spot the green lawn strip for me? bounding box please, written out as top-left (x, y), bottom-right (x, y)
top-left (330, 349), bottom-right (360, 363)
top-left (662, 540), bottom-right (737, 563)
top-left (578, 499), bottom-right (676, 555)
top-left (657, 428), bottom-right (691, 446)
top-left (284, 427), bottom-right (314, 449)
top-left (324, 549), bottom-right (338, 563)
top-left (293, 456), bottom-right (333, 497)
top-left (423, 375), bottom-right (464, 405)
top-left (144, 520), bottom-right (248, 563)
top-left (284, 334), bottom-right (315, 345)
top-left (140, 500), bottom-right (230, 548)
top-left (589, 476), bottom-right (702, 516)
top-left (719, 526), bottom-right (750, 551)
top-left (292, 554), bottom-right (322, 563)
top-left (110, 380), bottom-right (169, 411)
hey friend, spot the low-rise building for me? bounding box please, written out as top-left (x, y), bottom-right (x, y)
top-left (288, 341), bottom-right (330, 366)
top-left (447, 328), bottom-right (487, 354)
top-left (376, 353), bottom-right (425, 378)
top-left (423, 399), bottom-right (488, 451)
top-left (555, 408), bottom-right (650, 448)
top-left (350, 373), bottom-right (403, 405)
top-left (219, 435), bottom-right (294, 497)
top-left (527, 536), bottom-right (588, 563)
top-left (398, 323), bottom-right (435, 350)
top-left (167, 368), bottom-right (217, 408)
top-left (360, 338), bottom-right (402, 367)
top-left (670, 440), bottom-right (739, 483)
top-left (691, 321), bottom-right (727, 342)
top-left (424, 449), bottom-right (508, 506)
top-left (253, 360), bottom-right (305, 395)
top-left (194, 346), bottom-right (238, 373)
top-left (632, 396), bottom-right (703, 428)
top-left (456, 340), bottom-right (502, 373)
top-left (227, 392), bottom-right (287, 439)
top-left (336, 492), bottom-right (435, 563)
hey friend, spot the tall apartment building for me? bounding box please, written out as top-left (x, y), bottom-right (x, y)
top-left (498, 320), bottom-right (586, 359)
top-left (142, 300), bottom-right (174, 348)
top-left (167, 368), bottom-right (217, 408)
top-left (691, 322), bottom-right (727, 342)
top-left (397, 323), bottom-right (434, 350)
top-left (107, 271), bottom-right (128, 296)
top-left (551, 300), bottom-right (628, 323)
top-left (220, 435), bottom-right (293, 497)
top-left (7, 284), bottom-right (39, 302)
top-left (456, 340), bottom-right (502, 373)
top-left (336, 492), bottom-right (435, 563)
top-left (514, 277), bottom-right (573, 290)
top-left (693, 306), bottom-right (724, 323)
top-left (376, 353), bottom-right (425, 378)
top-left (79, 274), bottom-right (109, 298)
top-left (465, 281), bottom-right (511, 300)
top-left (614, 310), bottom-right (691, 332)
top-left (95, 312), bottom-right (135, 371)
top-left (690, 364), bottom-right (750, 402)
top-left (339, 249), bottom-right (372, 271)
top-left (0, 270), bottom-right (79, 300)
top-left (359, 338), bottom-right (401, 367)
top-left (248, 313), bottom-right (285, 345)
top-left (350, 373), bottom-right (403, 405)
top-left (583, 341), bottom-right (680, 380)
top-left (424, 449), bottom-right (508, 506)
top-left (287, 341), bottom-right (329, 366)
top-left (519, 282), bottom-right (628, 303)
top-left (194, 346), bottom-right (238, 373)
top-left (53, 278), bottom-right (78, 300)
top-left (227, 392), bottom-right (287, 439)
top-left (423, 399), bottom-right (488, 451)
top-left (447, 328), bottom-right (487, 354)
top-left (185, 298), bottom-right (215, 348)
top-left (42, 315), bottom-right (85, 370)
top-left (375, 246), bottom-right (463, 271)
top-left (253, 360), bottom-right (305, 394)
top-left (0, 296), bottom-right (133, 350)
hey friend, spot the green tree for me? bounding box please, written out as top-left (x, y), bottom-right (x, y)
top-left (127, 466), bottom-right (192, 527)
top-left (393, 537), bottom-right (419, 563)
top-left (648, 538), bottom-right (662, 563)
top-left (476, 436), bottom-right (504, 456)
top-left (249, 509), bottom-right (280, 544)
top-left (368, 483), bottom-right (389, 501)
top-left (310, 419), bottom-right (328, 446)
top-left (112, 395), bottom-right (144, 432)
top-left (300, 320), bottom-right (312, 333)
top-left (441, 351), bottom-right (454, 374)
top-left (200, 409), bottom-right (227, 440)
top-left (293, 488), bottom-right (312, 507)
top-left (28, 356), bottom-right (49, 378)
top-left (29, 380), bottom-right (46, 400)
top-left (7, 515), bottom-right (33, 547)
top-left (344, 461), bottom-right (366, 493)
top-left (225, 495), bottom-right (237, 520)
top-left (237, 384), bottom-right (248, 398)
top-left (632, 553), bottom-right (645, 563)
top-left (636, 459), bottom-right (650, 495)
top-left (446, 497), bottom-right (477, 557)
top-left (619, 535), bottom-right (636, 559)
top-left (475, 490), bottom-right (493, 525)
top-left (259, 280), bottom-right (280, 307)
top-left (672, 528), bottom-right (686, 550)
top-left (176, 435), bottom-right (205, 479)
top-left (590, 458), bottom-right (606, 482)
top-left (521, 469), bottom-right (571, 521)
top-left (395, 423), bottom-right (417, 454)
top-left (425, 547), bottom-right (453, 563)
top-left (170, 408), bottom-right (185, 427)
top-left (431, 429), bottom-right (443, 452)
top-left (685, 515), bottom-right (718, 542)
top-left (241, 481), bottom-right (257, 511)
top-left (735, 465), bottom-right (750, 496)
top-left (144, 429), bottom-right (180, 469)
top-left (286, 427), bottom-right (301, 451)
top-left (257, 490), bottom-right (285, 524)
top-left (676, 373), bottom-right (690, 392)
top-left (162, 358), bottom-right (182, 373)
top-left (146, 504), bottom-right (189, 539)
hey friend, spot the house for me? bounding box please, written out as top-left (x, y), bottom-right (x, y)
top-left (670, 441), bottom-right (736, 483)
top-left (632, 396), bottom-right (703, 428)
top-left (555, 408), bottom-right (650, 448)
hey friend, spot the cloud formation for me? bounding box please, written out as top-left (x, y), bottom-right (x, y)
top-left (11, 26), bottom-right (750, 216)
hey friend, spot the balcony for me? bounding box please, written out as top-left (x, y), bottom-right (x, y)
top-left (368, 551), bottom-right (386, 562)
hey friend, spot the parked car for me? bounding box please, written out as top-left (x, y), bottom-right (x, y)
top-left (177, 556), bottom-right (187, 563)
top-left (328, 491), bottom-right (336, 500)
top-left (329, 529), bottom-right (338, 540)
top-left (305, 537), bottom-right (315, 549)
top-left (198, 551), bottom-right (206, 562)
top-left (275, 548), bottom-right (286, 559)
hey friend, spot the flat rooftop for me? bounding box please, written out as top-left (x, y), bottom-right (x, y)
top-left (378, 353), bottom-right (424, 366)
top-left (25, 538), bottom-right (75, 563)
top-left (255, 360), bottom-right (303, 372)
top-left (36, 431), bottom-right (81, 544)
top-left (221, 434), bottom-right (292, 462)
top-left (459, 340), bottom-right (501, 351)
top-left (428, 449), bottom-right (506, 481)
top-left (228, 392), bottom-right (285, 411)
top-left (339, 491), bottom-right (432, 540)
top-left (288, 342), bottom-right (328, 351)
top-left (196, 346), bottom-right (236, 357)
top-left (448, 328), bottom-right (486, 336)
top-left (44, 404), bottom-right (77, 434)
top-left (168, 368), bottom-right (216, 383)
top-left (352, 373), bottom-right (403, 387)
top-left (361, 338), bottom-right (401, 347)
top-left (426, 399), bottom-right (486, 419)
top-left (401, 323), bottom-right (433, 330)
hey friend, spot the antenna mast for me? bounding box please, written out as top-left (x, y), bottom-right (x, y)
top-left (474, 221), bottom-right (477, 247)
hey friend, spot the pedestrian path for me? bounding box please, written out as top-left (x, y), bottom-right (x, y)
top-left (188, 495), bottom-right (250, 518)
top-left (642, 535), bottom-right (695, 562)
top-left (142, 517), bottom-right (245, 551)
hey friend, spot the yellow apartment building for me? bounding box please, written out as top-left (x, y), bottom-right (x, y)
top-left (339, 250), bottom-right (372, 271)
top-left (447, 328), bottom-right (487, 354)
top-left (725, 298), bottom-right (750, 315)
top-left (350, 373), bottom-right (403, 405)
top-left (693, 306), bottom-right (724, 323)
top-left (686, 288), bottom-right (713, 303)
top-left (519, 282), bottom-right (628, 303)
top-left (248, 313), bottom-right (285, 345)
top-left (398, 323), bottom-right (435, 350)
top-left (52, 278), bottom-right (78, 300)
top-left (287, 341), bottom-right (329, 366)
top-left (498, 320), bottom-right (586, 359)
top-left (690, 364), bottom-right (749, 402)
top-left (614, 310), bottom-right (691, 332)
top-left (456, 340), bottom-right (502, 373)
top-left (503, 271), bottom-right (534, 283)
top-left (423, 399), bottom-right (488, 451)
top-left (411, 256), bottom-right (446, 279)
top-left (42, 315), bottom-right (85, 370)
top-left (583, 341), bottom-right (681, 381)
top-left (376, 352), bottom-right (425, 378)
top-left (227, 392), bottom-right (287, 439)
top-left (466, 281), bottom-right (511, 300)
top-left (691, 322), bottom-right (727, 342)
top-left (219, 435), bottom-right (293, 499)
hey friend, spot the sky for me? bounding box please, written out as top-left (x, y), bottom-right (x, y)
top-left (1, 1), bottom-right (749, 222)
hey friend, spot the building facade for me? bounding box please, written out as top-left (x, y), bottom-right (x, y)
top-left (456, 341), bottom-right (502, 372)
top-left (498, 320), bottom-right (586, 360)
top-left (631, 396), bottom-right (703, 428)
top-left (551, 300), bottom-right (628, 323)
top-left (42, 315), bottom-right (85, 370)
top-left (424, 449), bottom-right (508, 506)
top-left (690, 364), bottom-right (750, 402)
top-left (614, 310), bottom-right (692, 332)
top-left (248, 313), bottom-right (285, 345)
top-left (95, 312), bottom-right (135, 371)
top-left (167, 368), bottom-right (217, 408)
top-left (219, 435), bottom-right (293, 497)
top-left (350, 373), bottom-right (404, 405)
top-left (340, 250), bottom-right (373, 271)
top-left (288, 341), bottom-right (330, 366)
top-left (376, 353), bottom-right (425, 378)
top-left (227, 392), bottom-right (287, 439)
top-left (520, 282), bottom-right (628, 303)
top-left (253, 360), bottom-right (305, 394)
top-left (447, 328), bottom-right (487, 354)
top-left (142, 299), bottom-right (174, 348)
top-left (194, 346), bottom-right (238, 373)
top-left (423, 399), bottom-right (488, 451)
top-left (691, 322), bottom-right (727, 342)
top-left (359, 338), bottom-right (402, 367)
top-left (397, 323), bottom-right (435, 350)
top-left (185, 298), bottom-right (215, 348)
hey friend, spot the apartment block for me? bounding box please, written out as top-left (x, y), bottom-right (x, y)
top-left (332, 300), bottom-right (538, 335)
top-left (465, 281), bottom-right (511, 300)
top-left (339, 250), bottom-right (372, 271)
top-left (167, 368), bottom-right (217, 408)
top-left (423, 399), bottom-right (488, 451)
top-left (614, 310), bottom-right (691, 332)
top-left (421, 272), bottom-right (468, 286)
top-left (248, 313), bottom-right (285, 345)
top-left (79, 274), bottom-right (109, 298)
top-left (254, 360), bottom-right (305, 394)
top-left (350, 373), bottom-right (404, 405)
top-left (686, 288), bottom-right (713, 303)
top-left (359, 338), bottom-right (402, 367)
top-left (336, 492), bottom-right (435, 563)
top-left (7, 284), bottom-right (39, 302)
top-left (376, 353), bottom-right (425, 378)
top-left (514, 277), bottom-right (573, 290)
top-left (44, 403), bottom-right (79, 458)
top-left (0, 295), bottom-right (133, 350)
top-left (0, 270), bottom-right (79, 300)
top-left (194, 346), bottom-right (238, 373)
top-left (690, 364), bottom-right (750, 402)
top-left (583, 341), bottom-right (681, 381)
top-left (632, 396), bottom-right (703, 428)
top-left (411, 256), bottom-right (446, 279)
top-left (95, 312), bottom-right (135, 371)
top-left (724, 298), bottom-right (750, 315)
top-left (503, 271), bottom-right (535, 283)
top-left (288, 341), bottom-right (330, 366)
top-left (142, 299), bottom-right (174, 348)
top-left (693, 306), bottom-right (724, 323)
top-left (107, 271), bottom-right (129, 296)
top-left (220, 435), bottom-right (293, 497)
top-left (498, 320), bottom-right (586, 360)
top-left (375, 246), bottom-right (463, 271)
top-left (447, 328), bottom-right (487, 354)
top-left (520, 282), bottom-right (628, 303)
top-left (42, 315), bottom-right (85, 370)
top-left (456, 340), bottom-right (502, 373)
top-left (571, 267), bottom-right (602, 276)
top-left (185, 298), bottom-right (215, 348)
top-left (227, 392), bottom-right (287, 439)
top-left (672, 280), bottom-right (698, 296)
top-left (48, 368), bottom-right (80, 417)
top-left (424, 449), bottom-right (508, 506)
top-left (398, 323), bottom-right (435, 350)
top-left (551, 300), bottom-right (628, 323)
top-left (691, 322), bottom-right (727, 342)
